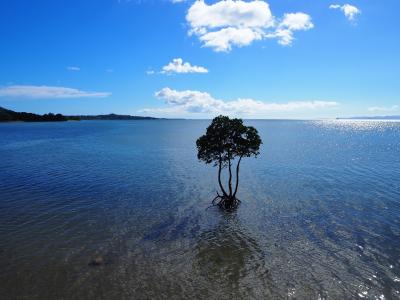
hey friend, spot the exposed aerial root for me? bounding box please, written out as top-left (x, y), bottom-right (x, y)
top-left (207, 191), bottom-right (241, 210)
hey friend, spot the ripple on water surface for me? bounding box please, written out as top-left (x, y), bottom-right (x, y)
top-left (0, 120), bottom-right (399, 299)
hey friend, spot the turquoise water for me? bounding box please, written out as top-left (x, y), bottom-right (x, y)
top-left (0, 120), bottom-right (400, 299)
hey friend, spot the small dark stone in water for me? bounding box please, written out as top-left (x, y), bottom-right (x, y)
top-left (88, 256), bottom-right (104, 266)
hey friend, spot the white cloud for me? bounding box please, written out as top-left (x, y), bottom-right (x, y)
top-left (161, 58), bottom-right (208, 74)
top-left (0, 85), bottom-right (111, 99)
top-left (187, 0), bottom-right (274, 30)
top-left (199, 27), bottom-right (263, 52)
top-left (329, 4), bottom-right (361, 21)
top-left (267, 13), bottom-right (314, 45)
top-left (186, 0), bottom-right (313, 52)
top-left (368, 105), bottom-right (399, 113)
top-left (141, 87), bottom-right (339, 116)
top-left (279, 13), bottom-right (313, 31)
top-left (67, 66), bottom-right (80, 71)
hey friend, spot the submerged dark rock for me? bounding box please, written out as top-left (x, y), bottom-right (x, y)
top-left (88, 256), bottom-right (105, 267)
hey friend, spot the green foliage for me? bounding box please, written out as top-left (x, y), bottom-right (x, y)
top-left (196, 115), bottom-right (262, 167)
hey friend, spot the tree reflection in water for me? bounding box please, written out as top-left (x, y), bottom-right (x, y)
top-left (194, 211), bottom-right (279, 298)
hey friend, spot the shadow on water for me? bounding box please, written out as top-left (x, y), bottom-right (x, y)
top-left (125, 206), bottom-right (281, 299)
top-left (193, 209), bottom-right (279, 299)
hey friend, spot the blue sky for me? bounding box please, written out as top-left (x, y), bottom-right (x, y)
top-left (0, 0), bottom-right (399, 119)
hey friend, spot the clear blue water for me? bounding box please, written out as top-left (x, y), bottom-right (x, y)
top-left (0, 120), bottom-right (399, 299)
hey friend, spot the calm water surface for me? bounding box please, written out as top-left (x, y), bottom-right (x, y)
top-left (0, 120), bottom-right (400, 299)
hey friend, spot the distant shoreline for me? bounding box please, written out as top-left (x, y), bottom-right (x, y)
top-left (3, 105), bottom-right (400, 122)
top-left (337, 116), bottom-right (400, 120)
top-left (0, 106), bottom-right (160, 122)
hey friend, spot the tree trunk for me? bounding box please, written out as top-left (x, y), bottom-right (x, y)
top-left (228, 159), bottom-right (233, 197)
top-left (233, 155), bottom-right (243, 198)
top-left (218, 161), bottom-right (228, 197)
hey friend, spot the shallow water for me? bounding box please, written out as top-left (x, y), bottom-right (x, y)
top-left (0, 120), bottom-right (399, 299)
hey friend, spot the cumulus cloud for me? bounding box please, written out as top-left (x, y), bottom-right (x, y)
top-left (199, 27), bottom-right (264, 52)
top-left (266, 12), bottom-right (314, 45)
top-left (329, 4), bottom-right (361, 21)
top-left (187, 0), bottom-right (274, 29)
top-left (141, 87), bottom-right (339, 116)
top-left (186, 0), bottom-right (313, 52)
top-left (161, 58), bottom-right (208, 74)
top-left (0, 85), bottom-right (111, 99)
top-left (368, 105), bottom-right (399, 113)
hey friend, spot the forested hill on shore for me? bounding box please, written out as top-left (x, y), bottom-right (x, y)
top-left (0, 106), bottom-right (67, 122)
top-left (0, 106), bottom-right (158, 122)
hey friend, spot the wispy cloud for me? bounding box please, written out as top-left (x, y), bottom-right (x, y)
top-left (67, 66), bottom-right (80, 71)
top-left (141, 87), bottom-right (339, 116)
top-left (0, 85), bottom-right (111, 99)
top-left (329, 4), bottom-right (361, 22)
top-left (186, 0), bottom-right (314, 52)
